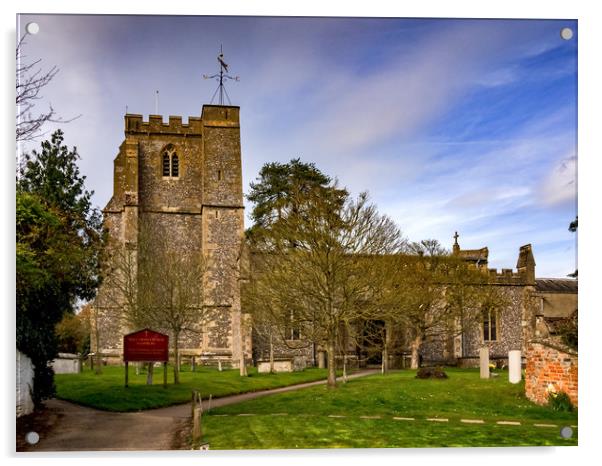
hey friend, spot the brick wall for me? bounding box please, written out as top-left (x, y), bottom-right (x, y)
top-left (525, 342), bottom-right (578, 407)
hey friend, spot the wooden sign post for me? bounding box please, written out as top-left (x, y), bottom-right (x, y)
top-left (123, 329), bottom-right (169, 388)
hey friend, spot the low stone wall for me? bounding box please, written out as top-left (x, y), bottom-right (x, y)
top-left (525, 342), bottom-right (578, 407)
top-left (16, 350), bottom-right (34, 417)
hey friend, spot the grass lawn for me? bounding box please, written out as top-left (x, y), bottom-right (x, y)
top-left (55, 364), bottom-right (332, 412)
top-left (201, 368), bottom-right (578, 449)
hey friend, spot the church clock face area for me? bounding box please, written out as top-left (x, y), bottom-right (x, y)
top-left (16, 12), bottom-right (578, 454)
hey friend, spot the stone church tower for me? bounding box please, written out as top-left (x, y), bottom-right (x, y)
top-left (94, 105), bottom-right (251, 366)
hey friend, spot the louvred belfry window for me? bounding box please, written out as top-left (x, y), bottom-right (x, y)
top-left (171, 154), bottom-right (179, 177)
top-left (162, 153), bottom-right (170, 176)
top-left (162, 146), bottom-right (179, 178)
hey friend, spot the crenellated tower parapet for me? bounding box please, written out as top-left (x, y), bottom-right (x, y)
top-left (124, 114), bottom-right (204, 136)
top-left (488, 267), bottom-right (528, 285)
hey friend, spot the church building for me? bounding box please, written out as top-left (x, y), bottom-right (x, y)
top-left (93, 105), bottom-right (252, 367)
top-left (93, 101), bottom-right (576, 371)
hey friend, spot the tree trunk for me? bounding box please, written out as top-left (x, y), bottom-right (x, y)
top-left (173, 337), bottom-right (180, 384)
top-left (383, 322), bottom-right (391, 374)
top-left (343, 354), bottom-right (347, 383)
top-left (410, 335), bottom-right (422, 369)
top-left (93, 317), bottom-right (102, 374)
top-left (327, 339), bottom-right (337, 388)
top-left (146, 362), bottom-right (154, 385)
top-left (239, 314), bottom-right (248, 377)
top-left (269, 333), bottom-right (274, 374)
top-left (94, 351), bottom-right (102, 375)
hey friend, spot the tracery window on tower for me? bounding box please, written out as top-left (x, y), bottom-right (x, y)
top-left (162, 145), bottom-right (179, 179)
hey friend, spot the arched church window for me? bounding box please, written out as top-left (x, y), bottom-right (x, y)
top-left (483, 308), bottom-right (498, 342)
top-left (162, 146), bottom-right (179, 179)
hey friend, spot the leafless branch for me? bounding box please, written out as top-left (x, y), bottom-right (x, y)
top-left (16, 36), bottom-right (80, 142)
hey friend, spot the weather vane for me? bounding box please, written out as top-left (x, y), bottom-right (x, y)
top-left (203, 45), bottom-right (239, 105)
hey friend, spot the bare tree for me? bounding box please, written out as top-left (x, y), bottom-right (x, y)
top-left (386, 240), bottom-right (508, 368)
top-left (141, 239), bottom-right (210, 384)
top-left (94, 238), bottom-right (149, 378)
top-left (97, 225), bottom-right (212, 384)
top-left (383, 241), bottom-right (444, 369)
top-left (16, 35), bottom-right (78, 142)
top-left (243, 251), bottom-right (314, 374)
top-left (247, 187), bottom-right (405, 387)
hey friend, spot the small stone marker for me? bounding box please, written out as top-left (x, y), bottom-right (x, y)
top-left (508, 350), bottom-right (521, 384)
top-left (318, 351), bottom-right (326, 369)
top-left (497, 421), bottom-right (521, 425)
top-left (393, 417), bottom-right (415, 421)
top-left (191, 391), bottom-right (203, 442)
top-left (479, 347), bottom-right (490, 379)
top-left (461, 419), bottom-right (484, 424)
top-left (426, 418), bottom-right (448, 422)
top-left (534, 423), bottom-right (557, 428)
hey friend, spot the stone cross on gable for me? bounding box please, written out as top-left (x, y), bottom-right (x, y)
top-left (453, 231), bottom-right (460, 254)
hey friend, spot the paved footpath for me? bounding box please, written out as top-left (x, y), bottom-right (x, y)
top-left (17, 369), bottom-right (379, 452)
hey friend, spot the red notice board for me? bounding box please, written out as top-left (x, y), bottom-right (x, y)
top-left (124, 329), bottom-right (169, 362)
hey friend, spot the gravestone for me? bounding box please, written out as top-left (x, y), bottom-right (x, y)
top-left (51, 353), bottom-right (82, 374)
top-left (479, 347), bottom-right (490, 379)
top-left (318, 351), bottom-right (326, 369)
top-left (508, 350), bottom-right (521, 384)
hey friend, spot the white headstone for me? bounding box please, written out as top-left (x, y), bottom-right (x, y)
top-left (479, 347), bottom-right (490, 379)
top-left (17, 350), bottom-right (35, 417)
top-left (508, 350), bottom-right (522, 384)
top-left (318, 351), bottom-right (326, 369)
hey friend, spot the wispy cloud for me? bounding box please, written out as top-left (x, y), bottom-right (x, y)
top-left (539, 155), bottom-right (577, 207)
top-left (18, 15), bottom-right (577, 277)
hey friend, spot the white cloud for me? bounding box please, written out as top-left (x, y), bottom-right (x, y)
top-left (539, 155), bottom-right (577, 206)
top-left (17, 15), bottom-right (577, 278)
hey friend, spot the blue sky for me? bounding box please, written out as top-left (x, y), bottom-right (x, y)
top-left (17, 15), bottom-right (577, 277)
